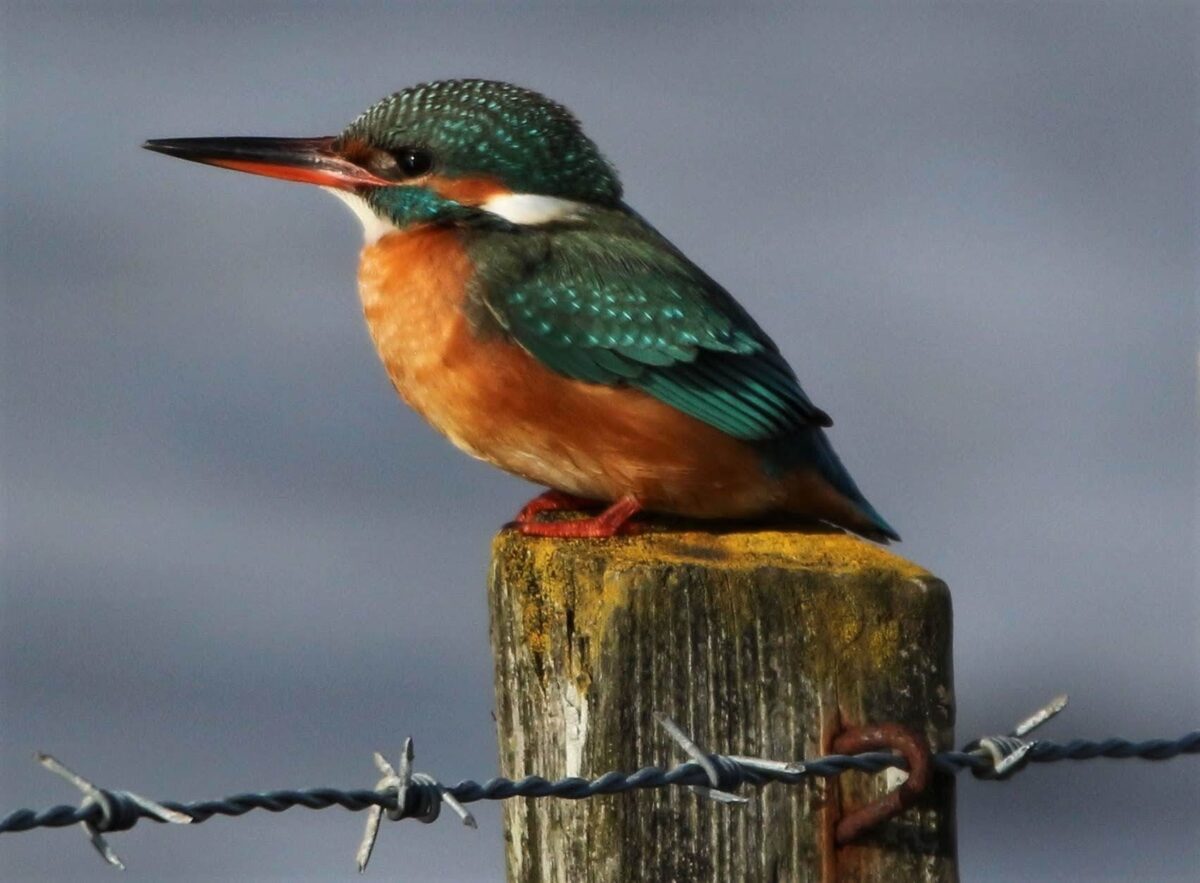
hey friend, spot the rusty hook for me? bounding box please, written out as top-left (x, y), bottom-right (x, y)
top-left (832, 722), bottom-right (932, 845)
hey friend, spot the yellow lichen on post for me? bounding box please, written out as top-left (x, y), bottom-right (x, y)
top-left (489, 523), bottom-right (956, 882)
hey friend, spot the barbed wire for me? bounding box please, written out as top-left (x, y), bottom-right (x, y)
top-left (2, 695), bottom-right (1197, 871)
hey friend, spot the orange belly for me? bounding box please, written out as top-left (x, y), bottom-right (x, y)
top-left (357, 226), bottom-right (863, 525)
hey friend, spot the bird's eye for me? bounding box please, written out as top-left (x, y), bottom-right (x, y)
top-left (389, 146), bottom-right (433, 178)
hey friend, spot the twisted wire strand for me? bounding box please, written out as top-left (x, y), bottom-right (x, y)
top-left (3, 732), bottom-right (1196, 836)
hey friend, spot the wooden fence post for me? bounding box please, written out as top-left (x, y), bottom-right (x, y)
top-left (489, 524), bottom-right (956, 882)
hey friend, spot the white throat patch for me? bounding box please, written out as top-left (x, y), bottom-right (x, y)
top-left (321, 187), bottom-right (400, 244)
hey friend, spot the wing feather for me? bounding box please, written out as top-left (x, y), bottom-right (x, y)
top-left (474, 209), bottom-right (832, 440)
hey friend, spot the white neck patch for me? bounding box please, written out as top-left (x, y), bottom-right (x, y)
top-left (321, 187), bottom-right (400, 244)
top-left (322, 188), bottom-right (587, 243)
top-left (482, 193), bottom-right (586, 225)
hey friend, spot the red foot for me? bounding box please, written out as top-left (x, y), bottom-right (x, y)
top-left (514, 489), bottom-right (600, 524)
top-left (517, 495), bottom-right (644, 538)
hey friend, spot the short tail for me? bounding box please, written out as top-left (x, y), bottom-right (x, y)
top-left (766, 428), bottom-right (901, 543)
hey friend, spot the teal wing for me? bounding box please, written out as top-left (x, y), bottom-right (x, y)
top-left (473, 210), bottom-right (832, 441)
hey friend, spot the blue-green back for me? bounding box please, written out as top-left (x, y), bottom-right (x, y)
top-left (465, 206), bottom-right (832, 442)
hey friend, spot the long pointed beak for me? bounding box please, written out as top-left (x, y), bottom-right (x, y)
top-left (142, 136), bottom-right (390, 188)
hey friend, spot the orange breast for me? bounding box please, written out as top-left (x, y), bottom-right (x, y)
top-left (357, 226), bottom-right (861, 523)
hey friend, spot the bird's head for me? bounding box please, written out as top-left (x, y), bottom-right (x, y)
top-left (144, 79), bottom-right (622, 238)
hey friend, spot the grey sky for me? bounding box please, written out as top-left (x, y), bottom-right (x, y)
top-left (2, 2), bottom-right (1197, 880)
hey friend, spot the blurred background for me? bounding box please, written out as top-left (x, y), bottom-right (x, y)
top-left (2, 2), bottom-right (1197, 880)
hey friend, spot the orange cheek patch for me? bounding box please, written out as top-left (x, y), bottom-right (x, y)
top-left (425, 175), bottom-right (510, 206)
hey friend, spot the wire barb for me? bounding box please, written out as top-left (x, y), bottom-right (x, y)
top-left (36, 752), bottom-right (190, 870)
top-left (655, 712), bottom-right (749, 804)
top-left (355, 737), bottom-right (476, 874)
top-left (1013, 694), bottom-right (1069, 738)
top-left (965, 694), bottom-right (1070, 779)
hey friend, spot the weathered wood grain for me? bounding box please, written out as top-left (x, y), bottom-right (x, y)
top-left (489, 524), bottom-right (956, 882)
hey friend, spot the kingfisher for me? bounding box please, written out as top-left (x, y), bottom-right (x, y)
top-left (144, 79), bottom-right (898, 542)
